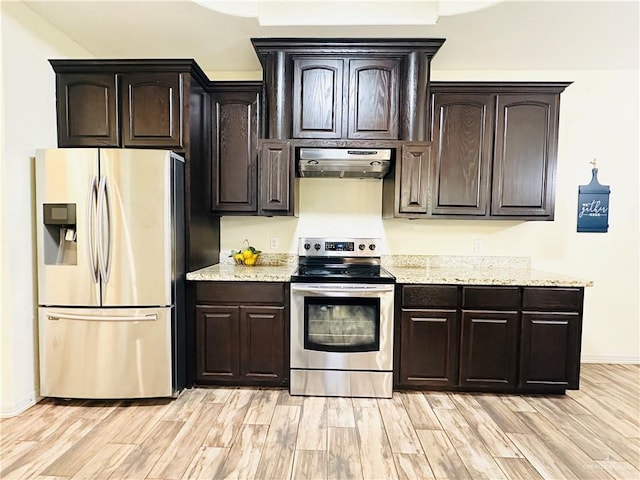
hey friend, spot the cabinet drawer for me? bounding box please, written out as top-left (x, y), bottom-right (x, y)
top-left (196, 282), bottom-right (285, 305)
top-left (522, 287), bottom-right (583, 312)
top-left (462, 287), bottom-right (520, 310)
top-left (402, 285), bottom-right (458, 308)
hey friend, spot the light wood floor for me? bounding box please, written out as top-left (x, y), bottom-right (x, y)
top-left (1, 363), bottom-right (638, 480)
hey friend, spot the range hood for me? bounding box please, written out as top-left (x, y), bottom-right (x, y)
top-left (297, 148), bottom-right (392, 179)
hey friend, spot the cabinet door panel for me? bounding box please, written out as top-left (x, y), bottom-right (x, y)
top-left (520, 312), bottom-right (581, 389)
top-left (292, 58), bottom-right (343, 138)
top-left (259, 141), bottom-right (292, 213)
top-left (399, 309), bottom-right (459, 387)
top-left (398, 144), bottom-right (431, 214)
top-left (211, 90), bottom-right (259, 212)
top-left (460, 310), bottom-right (519, 387)
top-left (121, 73), bottom-right (183, 148)
top-left (56, 73), bottom-right (119, 147)
top-left (492, 94), bottom-right (558, 217)
top-left (195, 306), bottom-right (239, 382)
top-left (348, 59), bottom-right (399, 139)
top-left (431, 94), bottom-right (493, 215)
top-left (240, 306), bottom-right (286, 384)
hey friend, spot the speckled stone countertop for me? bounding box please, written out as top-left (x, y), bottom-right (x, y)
top-left (186, 253), bottom-right (297, 282)
top-left (386, 266), bottom-right (593, 287)
top-left (382, 255), bottom-right (593, 287)
top-left (187, 254), bottom-right (593, 287)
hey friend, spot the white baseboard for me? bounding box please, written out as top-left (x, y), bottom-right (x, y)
top-left (581, 354), bottom-right (640, 364)
top-left (0, 389), bottom-right (37, 418)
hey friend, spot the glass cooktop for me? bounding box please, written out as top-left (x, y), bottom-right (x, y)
top-left (290, 263), bottom-right (396, 284)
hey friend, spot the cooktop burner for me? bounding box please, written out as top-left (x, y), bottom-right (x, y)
top-left (291, 237), bottom-right (396, 284)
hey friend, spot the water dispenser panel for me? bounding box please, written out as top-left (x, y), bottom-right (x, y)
top-left (44, 203), bottom-right (76, 225)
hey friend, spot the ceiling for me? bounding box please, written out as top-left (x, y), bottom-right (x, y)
top-left (19, 1), bottom-right (640, 74)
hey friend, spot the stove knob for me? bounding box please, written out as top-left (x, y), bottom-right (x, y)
top-left (358, 243), bottom-right (366, 251)
top-left (369, 243), bottom-right (376, 251)
top-left (314, 243), bottom-right (321, 251)
top-left (303, 243), bottom-right (311, 250)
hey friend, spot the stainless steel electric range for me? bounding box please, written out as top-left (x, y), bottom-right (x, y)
top-left (289, 237), bottom-right (395, 398)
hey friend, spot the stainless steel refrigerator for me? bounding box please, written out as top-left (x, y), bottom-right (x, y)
top-left (35, 148), bottom-right (185, 399)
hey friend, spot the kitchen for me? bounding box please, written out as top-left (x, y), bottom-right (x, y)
top-left (1, 0), bottom-right (639, 478)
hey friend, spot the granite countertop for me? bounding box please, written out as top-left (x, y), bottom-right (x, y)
top-left (386, 266), bottom-right (593, 287)
top-left (187, 263), bottom-right (297, 282)
top-left (186, 254), bottom-right (593, 287)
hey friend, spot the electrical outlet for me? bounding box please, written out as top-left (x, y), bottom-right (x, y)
top-left (270, 237), bottom-right (279, 250)
top-left (474, 239), bottom-right (483, 252)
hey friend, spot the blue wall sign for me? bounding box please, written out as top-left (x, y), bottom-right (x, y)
top-left (577, 167), bottom-right (610, 233)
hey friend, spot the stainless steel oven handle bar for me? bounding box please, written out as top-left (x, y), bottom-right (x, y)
top-left (291, 284), bottom-right (394, 294)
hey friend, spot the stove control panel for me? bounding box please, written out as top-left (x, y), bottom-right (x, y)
top-left (299, 237), bottom-right (380, 257)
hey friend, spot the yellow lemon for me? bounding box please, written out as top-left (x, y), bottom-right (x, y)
top-left (242, 249), bottom-right (253, 260)
top-left (234, 253), bottom-right (243, 262)
top-left (244, 257), bottom-right (256, 266)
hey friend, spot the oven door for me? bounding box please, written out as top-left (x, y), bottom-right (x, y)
top-left (290, 283), bottom-right (394, 371)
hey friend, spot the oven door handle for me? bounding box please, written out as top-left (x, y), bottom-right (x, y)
top-left (291, 284), bottom-right (395, 294)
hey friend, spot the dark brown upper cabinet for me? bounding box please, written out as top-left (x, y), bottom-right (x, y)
top-left (50, 60), bottom-right (207, 151)
top-left (54, 72), bottom-right (119, 147)
top-left (382, 144), bottom-right (431, 216)
top-left (209, 79), bottom-right (294, 216)
top-left (258, 140), bottom-right (295, 215)
top-left (431, 83), bottom-right (569, 220)
top-left (383, 82), bottom-right (570, 220)
top-left (251, 38), bottom-right (445, 142)
top-left (210, 82), bottom-right (261, 214)
top-left (120, 73), bottom-right (183, 148)
top-left (431, 93), bottom-right (494, 216)
top-left (491, 94), bottom-right (560, 217)
top-left (292, 57), bottom-right (400, 140)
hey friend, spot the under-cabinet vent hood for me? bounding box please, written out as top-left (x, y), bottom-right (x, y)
top-left (297, 148), bottom-right (392, 179)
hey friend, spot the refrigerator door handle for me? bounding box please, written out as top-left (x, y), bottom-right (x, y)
top-left (86, 175), bottom-right (99, 283)
top-left (47, 312), bottom-right (158, 322)
top-left (97, 176), bottom-right (113, 283)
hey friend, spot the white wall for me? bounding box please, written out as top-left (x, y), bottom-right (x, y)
top-left (0, 2), bottom-right (91, 417)
top-left (220, 68), bottom-right (640, 363)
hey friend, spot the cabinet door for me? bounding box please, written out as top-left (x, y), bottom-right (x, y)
top-left (121, 72), bottom-right (183, 148)
top-left (240, 306), bottom-right (286, 384)
top-left (459, 310), bottom-right (519, 388)
top-left (398, 144), bottom-right (431, 215)
top-left (491, 94), bottom-right (559, 218)
top-left (56, 73), bottom-right (119, 147)
top-left (399, 309), bottom-right (459, 387)
top-left (211, 90), bottom-right (259, 213)
top-left (259, 141), bottom-right (292, 214)
top-left (347, 59), bottom-right (399, 139)
top-left (431, 94), bottom-right (493, 215)
top-left (520, 312), bottom-right (582, 389)
top-left (195, 306), bottom-right (240, 382)
top-left (292, 58), bottom-right (343, 139)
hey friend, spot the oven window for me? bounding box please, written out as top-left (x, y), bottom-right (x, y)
top-left (304, 297), bottom-right (380, 352)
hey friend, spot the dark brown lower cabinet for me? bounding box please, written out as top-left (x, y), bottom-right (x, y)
top-left (194, 282), bottom-right (288, 386)
top-left (519, 287), bottom-right (584, 389)
top-left (399, 309), bottom-right (459, 387)
top-left (459, 310), bottom-right (519, 388)
top-left (395, 284), bottom-right (584, 393)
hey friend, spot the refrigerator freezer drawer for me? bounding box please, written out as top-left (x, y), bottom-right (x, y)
top-left (39, 307), bottom-right (173, 399)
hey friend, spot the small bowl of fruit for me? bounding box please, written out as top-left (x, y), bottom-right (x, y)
top-left (230, 240), bottom-right (261, 266)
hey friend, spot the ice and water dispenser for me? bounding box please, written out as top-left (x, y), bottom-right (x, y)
top-left (42, 203), bottom-right (77, 265)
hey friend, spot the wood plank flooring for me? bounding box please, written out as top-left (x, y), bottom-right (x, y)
top-left (1, 363), bottom-right (638, 480)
